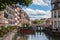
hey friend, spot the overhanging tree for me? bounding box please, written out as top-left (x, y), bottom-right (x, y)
top-left (0, 0), bottom-right (32, 11)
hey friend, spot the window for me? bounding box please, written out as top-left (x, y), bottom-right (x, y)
top-left (52, 12), bottom-right (53, 18)
top-left (9, 16), bottom-right (13, 19)
top-left (4, 12), bottom-right (8, 19)
top-left (54, 21), bottom-right (57, 28)
top-left (52, 4), bottom-right (54, 9)
top-left (58, 21), bottom-right (60, 28)
top-left (58, 3), bottom-right (60, 7)
top-left (54, 11), bottom-right (56, 18)
top-left (9, 20), bottom-right (12, 24)
top-left (52, 22), bottom-right (53, 26)
top-left (8, 10), bottom-right (11, 14)
top-left (9, 20), bottom-right (15, 24)
top-left (7, 8), bottom-right (9, 12)
top-left (54, 14), bottom-right (56, 18)
top-left (12, 21), bottom-right (15, 24)
top-left (58, 10), bottom-right (60, 17)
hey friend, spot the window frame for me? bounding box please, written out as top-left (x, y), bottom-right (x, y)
top-left (58, 3), bottom-right (60, 8)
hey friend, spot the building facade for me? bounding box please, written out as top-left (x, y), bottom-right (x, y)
top-left (0, 11), bottom-right (8, 27)
top-left (51, 0), bottom-right (60, 29)
top-left (4, 5), bottom-right (30, 27)
top-left (45, 18), bottom-right (52, 26)
top-left (4, 6), bottom-right (20, 26)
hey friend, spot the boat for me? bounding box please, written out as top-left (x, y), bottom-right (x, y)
top-left (17, 27), bottom-right (35, 34)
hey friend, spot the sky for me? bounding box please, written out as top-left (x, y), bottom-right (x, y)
top-left (22, 0), bottom-right (51, 20)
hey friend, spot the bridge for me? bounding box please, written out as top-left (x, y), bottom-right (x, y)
top-left (30, 23), bottom-right (51, 31)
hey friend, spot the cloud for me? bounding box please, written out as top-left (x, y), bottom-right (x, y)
top-left (32, 0), bottom-right (50, 6)
top-left (43, 0), bottom-right (51, 4)
top-left (24, 8), bottom-right (51, 20)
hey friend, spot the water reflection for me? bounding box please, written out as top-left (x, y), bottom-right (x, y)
top-left (16, 32), bottom-right (60, 40)
top-left (46, 34), bottom-right (60, 40)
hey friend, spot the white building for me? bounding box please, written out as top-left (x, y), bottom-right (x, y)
top-left (51, 0), bottom-right (60, 29)
top-left (4, 5), bottom-right (21, 26)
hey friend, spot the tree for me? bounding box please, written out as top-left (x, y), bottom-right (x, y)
top-left (0, 0), bottom-right (32, 11)
top-left (19, 0), bottom-right (32, 6)
top-left (32, 19), bottom-right (41, 24)
top-left (22, 23), bottom-right (30, 27)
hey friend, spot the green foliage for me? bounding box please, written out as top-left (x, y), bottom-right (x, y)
top-left (0, 0), bottom-right (32, 11)
top-left (7, 26), bottom-right (17, 32)
top-left (19, 0), bottom-right (32, 6)
top-left (0, 26), bottom-right (17, 37)
top-left (22, 23), bottom-right (30, 27)
top-left (32, 19), bottom-right (41, 24)
top-left (0, 0), bottom-right (17, 10)
top-left (0, 27), bottom-right (7, 37)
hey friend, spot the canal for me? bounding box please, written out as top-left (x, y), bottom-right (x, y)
top-left (13, 31), bottom-right (60, 40)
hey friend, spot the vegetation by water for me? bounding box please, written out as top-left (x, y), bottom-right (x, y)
top-left (22, 23), bottom-right (30, 27)
top-left (0, 26), bottom-right (17, 37)
top-left (32, 19), bottom-right (41, 24)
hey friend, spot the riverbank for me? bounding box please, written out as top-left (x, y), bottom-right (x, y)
top-left (0, 29), bottom-right (17, 40)
top-left (44, 27), bottom-right (60, 36)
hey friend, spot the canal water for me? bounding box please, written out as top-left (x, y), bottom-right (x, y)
top-left (13, 31), bottom-right (60, 40)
